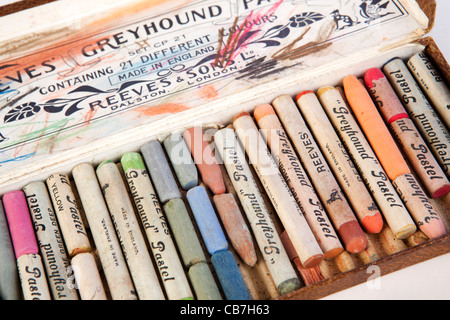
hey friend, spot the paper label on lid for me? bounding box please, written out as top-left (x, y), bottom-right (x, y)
top-left (0, 0), bottom-right (413, 172)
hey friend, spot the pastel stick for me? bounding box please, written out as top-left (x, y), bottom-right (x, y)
top-left (141, 140), bottom-right (181, 203)
top-left (121, 152), bottom-right (194, 300)
top-left (343, 75), bottom-right (447, 239)
top-left (233, 112), bottom-right (326, 265)
top-left (253, 103), bottom-right (345, 255)
top-left (383, 57), bottom-right (450, 179)
top-left (295, 92), bottom-right (383, 234)
top-left (163, 134), bottom-right (199, 191)
top-left (213, 193), bottom-right (257, 267)
top-left (186, 186), bottom-right (228, 256)
top-left (318, 86), bottom-right (417, 240)
top-left (71, 252), bottom-right (107, 300)
top-left (72, 163), bottom-right (137, 300)
top-left (46, 173), bottom-right (91, 257)
top-left (407, 51), bottom-right (450, 128)
top-left (0, 199), bottom-right (21, 300)
top-left (211, 250), bottom-right (252, 300)
top-left (23, 181), bottom-right (79, 300)
top-left (188, 262), bottom-right (222, 300)
top-left (96, 161), bottom-right (165, 300)
top-left (365, 68), bottom-right (450, 199)
top-left (3, 191), bottom-right (51, 300)
top-left (3, 191), bottom-right (39, 258)
top-left (271, 95), bottom-right (367, 254)
top-left (163, 198), bottom-right (207, 268)
top-left (214, 128), bottom-right (302, 296)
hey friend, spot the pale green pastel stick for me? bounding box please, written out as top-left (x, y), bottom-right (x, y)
top-left (162, 198), bottom-right (207, 268)
top-left (163, 134), bottom-right (199, 191)
top-left (188, 262), bottom-right (223, 300)
top-left (121, 152), bottom-right (194, 300)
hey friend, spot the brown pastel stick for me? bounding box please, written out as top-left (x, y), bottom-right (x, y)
top-left (184, 127), bottom-right (226, 195)
top-left (213, 193), bottom-right (257, 267)
top-left (233, 112), bottom-right (324, 268)
top-left (365, 68), bottom-right (450, 199)
top-left (272, 95), bottom-right (367, 254)
top-left (296, 91), bottom-right (383, 234)
top-left (334, 251), bottom-right (358, 273)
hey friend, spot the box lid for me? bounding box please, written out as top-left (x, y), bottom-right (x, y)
top-left (0, 0), bottom-right (434, 192)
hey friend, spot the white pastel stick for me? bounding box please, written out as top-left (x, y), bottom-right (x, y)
top-left (23, 181), bottom-right (79, 300)
top-left (71, 252), bottom-right (107, 300)
top-left (72, 163), bottom-right (137, 300)
top-left (96, 160), bottom-right (165, 300)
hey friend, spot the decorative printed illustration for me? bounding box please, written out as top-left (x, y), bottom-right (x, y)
top-left (0, 0), bottom-right (408, 173)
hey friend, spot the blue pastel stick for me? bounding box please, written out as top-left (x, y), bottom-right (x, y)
top-left (211, 250), bottom-right (252, 300)
top-left (186, 186), bottom-right (228, 255)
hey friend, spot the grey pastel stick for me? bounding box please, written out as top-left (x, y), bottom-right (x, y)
top-left (23, 181), bottom-right (79, 300)
top-left (72, 163), bottom-right (137, 300)
top-left (0, 200), bottom-right (20, 300)
top-left (96, 161), bottom-right (165, 300)
top-left (141, 140), bottom-right (182, 203)
top-left (164, 134), bottom-right (199, 191)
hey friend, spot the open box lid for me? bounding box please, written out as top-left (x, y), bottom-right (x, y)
top-left (0, 0), bottom-right (434, 192)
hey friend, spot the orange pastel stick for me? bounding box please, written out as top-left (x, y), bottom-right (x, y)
top-left (183, 127), bottom-right (226, 195)
top-left (344, 75), bottom-right (447, 239)
top-left (213, 193), bottom-right (257, 267)
top-left (343, 75), bottom-right (410, 181)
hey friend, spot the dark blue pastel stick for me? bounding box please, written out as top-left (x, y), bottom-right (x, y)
top-left (211, 250), bottom-right (252, 300)
top-left (186, 186), bottom-right (228, 255)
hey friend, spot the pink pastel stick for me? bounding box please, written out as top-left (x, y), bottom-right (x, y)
top-left (3, 191), bottom-right (39, 259)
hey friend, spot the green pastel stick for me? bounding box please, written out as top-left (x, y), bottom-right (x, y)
top-left (162, 198), bottom-right (207, 268)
